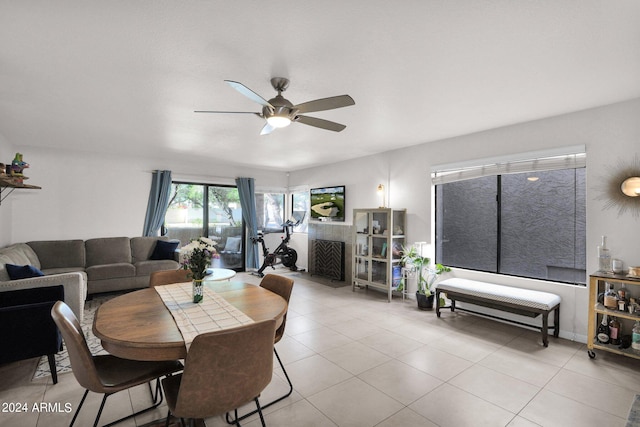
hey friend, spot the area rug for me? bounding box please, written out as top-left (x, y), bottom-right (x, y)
top-left (627, 394), bottom-right (640, 427)
top-left (32, 295), bottom-right (112, 381)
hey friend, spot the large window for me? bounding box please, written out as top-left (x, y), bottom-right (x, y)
top-left (164, 183), bottom-right (244, 270)
top-left (435, 154), bottom-right (586, 285)
top-left (256, 192), bottom-right (285, 233)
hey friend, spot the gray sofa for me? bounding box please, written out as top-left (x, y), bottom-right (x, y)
top-left (0, 236), bottom-right (180, 321)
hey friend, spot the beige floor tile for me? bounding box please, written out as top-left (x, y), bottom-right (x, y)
top-left (563, 349), bottom-right (640, 391)
top-left (305, 308), bottom-right (356, 326)
top-left (307, 377), bottom-right (404, 427)
top-left (409, 383), bottom-right (515, 427)
top-left (321, 341), bottom-right (391, 375)
top-left (358, 360), bottom-right (443, 405)
top-left (326, 318), bottom-right (386, 340)
top-left (285, 315), bottom-right (324, 336)
top-left (506, 415), bottom-right (543, 427)
top-left (282, 354), bottom-right (352, 398)
top-left (6, 272), bottom-right (640, 427)
top-left (478, 347), bottom-right (561, 387)
top-left (449, 364), bottom-right (541, 413)
top-left (503, 330), bottom-right (582, 367)
top-left (544, 369), bottom-right (638, 417)
top-left (374, 407), bottom-right (439, 427)
top-left (519, 389), bottom-right (626, 427)
top-left (358, 330), bottom-right (424, 358)
top-left (291, 325), bottom-right (353, 353)
top-left (398, 345), bottom-right (473, 381)
top-left (430, 330), bottom-right (502, 362)
top-left (273, 335), bottom-right (316, 365)
top-left (243, 399), bottom-right (338, 427)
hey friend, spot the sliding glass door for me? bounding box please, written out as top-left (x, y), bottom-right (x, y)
top-left (164, 183), bottom-right (244, 271)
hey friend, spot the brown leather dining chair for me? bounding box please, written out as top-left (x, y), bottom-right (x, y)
top-left (227, 273), bottom-right (294, 424)
top-left (162, 319), bottom-right (277, 427)
top-left (51, 301), bottom-right (183, 427)
top-left (149, 268), bottom-right (191, 287)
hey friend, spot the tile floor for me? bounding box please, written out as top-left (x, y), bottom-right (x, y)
top-left (2, 270), bottom-right (640, 427)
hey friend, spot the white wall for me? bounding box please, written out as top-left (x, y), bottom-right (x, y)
top-left (290, 97), bottom-right (640, 342)
top-left (8, 147), bottom-right (287, 243)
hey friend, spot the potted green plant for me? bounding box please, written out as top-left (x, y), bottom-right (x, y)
top-left (398, 245), bottom-right (451, 310)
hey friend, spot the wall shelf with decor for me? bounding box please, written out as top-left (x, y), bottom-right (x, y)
top-left (587, 272), bottom-right (640, 360)
top-left (352, 208), bottom-right (406, 302)
top-left (0, 176), bottom-right (41, 205)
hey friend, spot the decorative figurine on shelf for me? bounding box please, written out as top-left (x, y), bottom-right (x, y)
top-left (0, 163), bottom-right (5, 177)
top-left (10, 153), bottom-right (29, 183)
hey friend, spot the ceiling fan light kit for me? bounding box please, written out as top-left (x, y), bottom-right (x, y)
top-left (196, 77), bottom-right (354, 135)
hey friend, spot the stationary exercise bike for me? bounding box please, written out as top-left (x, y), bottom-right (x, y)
top-left (252, 218), bottom-right (303, 277)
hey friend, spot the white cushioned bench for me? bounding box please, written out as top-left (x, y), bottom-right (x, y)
top-left (435, 278), bottom-right (561, 347)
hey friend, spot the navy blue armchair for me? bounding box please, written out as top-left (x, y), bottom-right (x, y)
top-left (0, 285), bottom-right (64, 383)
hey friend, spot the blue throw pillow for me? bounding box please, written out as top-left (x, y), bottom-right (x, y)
top-left (150, 240), bottom-right (180, 260)
top-left (5, 264), bottom-right (45, 280)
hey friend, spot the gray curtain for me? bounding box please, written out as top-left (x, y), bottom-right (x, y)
top-left (235, 177), bottom-right (259, 269)
top-left (143, 170), bottom-right (172, 236)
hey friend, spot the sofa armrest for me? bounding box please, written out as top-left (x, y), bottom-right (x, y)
top-left (0, 272), bottom-right (87, 323)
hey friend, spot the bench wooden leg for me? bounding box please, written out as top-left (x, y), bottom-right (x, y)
top-left (436, 290), bottom-right (442, 318)
top-left (553, 305), bottom-right (560, 338)
top-left (542, 312), bottom-right (549, 347)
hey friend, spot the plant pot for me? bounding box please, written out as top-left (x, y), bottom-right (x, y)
top-left (416, 291), bottom-right (435, 310)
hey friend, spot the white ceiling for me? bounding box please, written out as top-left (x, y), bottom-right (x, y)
top-left (1, 1), bottom-right (639, 172)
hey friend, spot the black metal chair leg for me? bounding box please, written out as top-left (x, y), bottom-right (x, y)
top-left (255, 398), bottom-right (266, 427)
top-left (69, 389), bottom-right (89, 427)
top-left (226, 347), bottom-right (293, 424)
top-left (67, 379), bottom-right (164, 427)
top-left (93, 394), bottom-right (109, 427)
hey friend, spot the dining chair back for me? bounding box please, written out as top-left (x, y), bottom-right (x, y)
top-left (162, 319), bottom-right (276, 426)
top-left (51, 301), bottom-right (183, 427)
top-left (149, 269), bottom-right (191, 287)
top-left (226, 274), bottom-right (294, 425)
top-left (259, 274), bottom-right (294, 343)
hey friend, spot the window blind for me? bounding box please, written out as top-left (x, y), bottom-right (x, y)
top-left (431, 145), bottom-right (586, 185)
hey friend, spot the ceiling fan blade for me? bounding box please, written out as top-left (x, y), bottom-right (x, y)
top-left (296, 115), bottom-right (347, 132)
top-left (294, 95), bottom-right (355, 114)
top-left (194, 111), bottom-right (260, 115)
top-left (225, 80), bottom-right (273, 108)
top-left (260, 122), bottom-right (276, 135)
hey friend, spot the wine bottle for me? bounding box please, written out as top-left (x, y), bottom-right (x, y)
top-left (598, 236), bottom-right (612, 273)
top-left (609, 316), bottom-right (621, 345)
top-left (632, 321), bottom-right (640, 351)
top-left (597, 314), bottom-right (610, 344)
top-left (603, 282), bottom-right (617, 310)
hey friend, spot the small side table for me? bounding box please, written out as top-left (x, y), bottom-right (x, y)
top-left (204, 268), bottom-right (237, 282)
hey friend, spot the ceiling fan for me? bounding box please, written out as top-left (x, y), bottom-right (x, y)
top-left (195, 78), bottom-right (355, 135)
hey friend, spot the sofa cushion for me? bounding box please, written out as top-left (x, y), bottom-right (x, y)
top-left (131, 236), bottom-right (168, 263)
top-left (135, 260), bottom-right (181, 277)
top-left (223, 236), bottom-right (241, 253)
top-left (85, 237), bottom-right (131, 267)
top-left (0, 244), bottom-right (42, 281)
top-left (149, 240), bottom-right (179, 260)
top-left (26, 240), bottom-right (85, 270)
top-left (86, 263), bottom-right (135, 281)
top-left (5, 264), bottom-right (45, 280)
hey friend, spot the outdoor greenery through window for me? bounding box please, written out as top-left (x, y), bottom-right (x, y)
top-left (164, 183), bottom-right (244, 270)
top-left (256, 192), bottom-right (285, 233)
top-left (435, 163), bottom-right (586, 285)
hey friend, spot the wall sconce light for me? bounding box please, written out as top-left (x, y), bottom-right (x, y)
top-left (377, 184), bottom-right (385, 208)
top-left (621, 177), bottom-right (640, 197)
top-left (596, 155), bottom-right (640, 218)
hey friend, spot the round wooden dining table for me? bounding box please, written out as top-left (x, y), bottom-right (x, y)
top-left (93, 281), bottom-right (287, 361)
